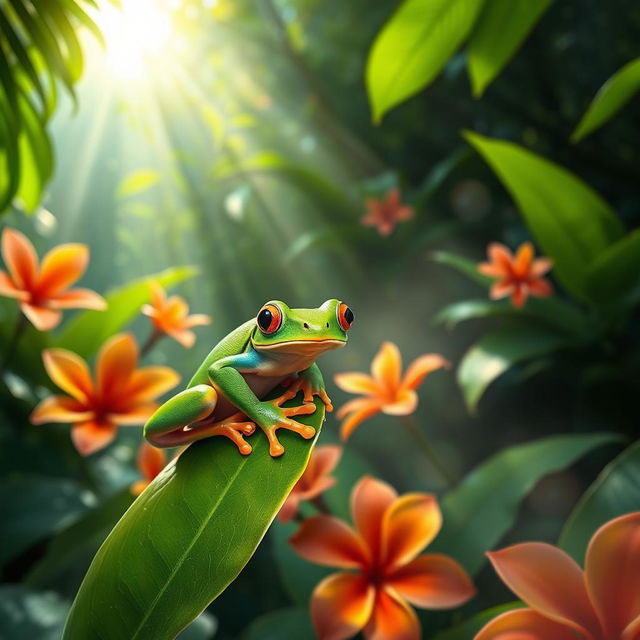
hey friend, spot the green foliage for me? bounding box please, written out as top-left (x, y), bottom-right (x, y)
top-left (572, 57), bottom-right (640, 141)
top-left (430, 433), bottom-right (621, 575)
top-left (116, 169), bottom-right (162, 198)
top-left (433, 602), bottom-right (522, 640)
top-left (63, 396), bottom-right (325, 640)
top-left (560, 440), bottom-right (640, 563)
top-left (242, 607), bottom-right (313, 640)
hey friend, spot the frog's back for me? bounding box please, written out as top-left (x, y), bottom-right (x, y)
top-left (187, 319), bottom-right (255, 387)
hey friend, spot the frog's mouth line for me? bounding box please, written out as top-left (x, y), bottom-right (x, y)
top-left (254, 338), bottom-right (346, 351)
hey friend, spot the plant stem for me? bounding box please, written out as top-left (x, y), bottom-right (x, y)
top-left (0, 312), bottom-right (28, 375)
top-left (399, 415), bottom-right (458, 489)
top-left (140, 329), bottom-right (163, 357)
top-left (311, 494), bottom-right (331, 515)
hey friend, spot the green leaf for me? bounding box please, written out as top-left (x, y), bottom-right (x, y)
top-left (116, 169), bottom-right (161, 198)
top-left (242, 607), bottom-right (313, 640)
top-left (434, 602), bottom-right (522, 640)
top-left (559, 440), bottom-right (639, 563)
top-left (63, 395), bottom-right (326, 640)
top-left (457, 326), bottom-right (567, 412)
top-left (430, 433), bottom-right (621, 575)
top-left (572, 57), bottom-right (640, 142)
top-left (56, 266), bottom-right (197, 358)
top-left (464, 131), bottom-right (624, 299)
top-left (468, 0), bottom-right (553, 96)
top-left (431, 250), bottom-right (491, 287)
top-left (366, 0), bottom-right (487, 123)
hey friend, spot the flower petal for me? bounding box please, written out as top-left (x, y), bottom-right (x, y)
top-left (380, 388), bottom-right (417, 416)
top-left (386, 553), bottom-right (475, 609)
top-left (531, 257), bottom-right (553, 277)
top-left (382, 493), bottom-right (442, 570)
top-left (48, 288), bottom-right (107, 310)
top-left (478, 262), bottom-right (506, 278)
top-left (20, 303), bottom-right (62, 331)
top-left (371, 342), bottom-right (402, 391)
top-left (184, 313), bottom-right (211, 329)
top-left (487, 243), bottom-right (513, 273)
top-left (513, 242), bottom-right (534, 278)
top-left (167, 328), bottom-right (196, 348)
top-left (278, 494), bottom-right (301, 523)
top-left (311, 572), bottom-right (375, 640)
top-left (489, 280), bottom-right (514, 301)
top-left (109, 403), bottom-right (159, 425)
top-left (149, 281), bottom-right (166, 309)
top-left (2, 228), bottom-right (38, 290)
top-left (334, 372), bottom-right (382, 397)
top-left (339, 398), bottom-right (383, 441)
top-left (30, 395), bottom-right (92, 424)
top-left (311, 445), bottom-right (342, 480)
top-left (289, 515), bottom-right (368, 569)
top-left (511, 284), bottom-right (529, 308)
top-left (37, 244), bottom-right (88, 296)
top-left (401, 354), bottom-right (450, 391)
top-left (125, 367), bottom-right (180, 404)
top-left (351, 476), bottom-right (397, 563)
top-left (137, 441), bottom-right (166, 481)
top-left (97, 334), bottom-right (138, 401)
top-left (363, 588), bottom-right (420, 640)
top-left (528, 278), bottom-right (553, 298)
top-left (585, 512), bottom-right (640, 639)
top-left (0, 270), bottom-right (28, 300)
top-left (71, 420), bottom-right (117, 456)
top-left (42, 348), bottom-right (93, 403)
top-left (474, 608), bottom-right (580, 640)
top-left (487, 543), bottom-right (600, 637)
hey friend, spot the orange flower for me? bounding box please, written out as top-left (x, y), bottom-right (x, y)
top-left (131, 441), bottom-right (167, 495)
top-left (141, 281), bottom-right (211, 348)
top-left (477, 242), bottom-right (553, 308)
top-left (334, 342), bottom-right (449, 440)
top-left (0, 227), bottom-right (106, 330)
top-left (279, 445), bottom-right (342, 523)
top-left (361, 188), bottom-right (413, 236)
top-left (30, 334), bottom-right (180, 455)
top-left (475, 512), bottom-right (640, 640)
top-left (290, 476), bottom-right (475, 640)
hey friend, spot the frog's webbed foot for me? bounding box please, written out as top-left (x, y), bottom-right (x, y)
top-left (259, 395), bottom-right (317, 457)
top-left (196, 412), bottom-right (256, 456)
top-left (281, 376), bottom-right (333, 412)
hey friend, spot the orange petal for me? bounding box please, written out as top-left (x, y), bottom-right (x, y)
top-left (531, 257), bottom-right (553, 277)
top-left (97, 334), bottom-right (138, 401)
top-left (2, 228), bottom-right (38, 290)
top-left (278, 494), bottom-right (301, 523)
top-left (528, 278), bottom-right (553, 298)
top-left (363, 588), bottom-right (420, 640)
top-left (30, 395), bottom-right (92, 424)
top-left (514, 242), bottom-right (534, 278)
top-left (48, 288), bottom-right (107, 310)
top-left (125, 366), bottom-right (180, 404)
top-left (109, 403), bottom-right (159, 425)
top-left (487, 243), bottom-right (514, 273)
top-left (339, 398), bottom-right (383, 441)
top-left (511, 284), bottom-right (529, 308)
top-left (386, 553), bottom-right (475, 609)
top-left (167, 328), bottom-right (196, 348)
top-left (623, 615), bottom-right (640, 640)
top-left (401, 354), bottom-right (449, 391)
top-left (487, 543), bottom-right (600, 637)
top-left (137, 441), bottom-right (166, 481)
top-left (42, 348), bottom-right (94, 403)
top-left (490, 280), bottom-right (515, 301)
top-left (297, 476), bottom-right (337, 502)
top-left (584, 512), bottom-right (640, 639)
top-left (131, 479), bottom-right (149, 496)
top-left (184, 313), bottom-right (211, 329)
top-left (311, 445), bottom-right (342, 480)
top-left (382, 493), bottom-right (442, 570)
top-left (478, 262), bottom-right (506, 278)
top-left (334, 372), bottom-right (382, 397)
top-left (37, 244), bottom-right (88, 297)
top-left (380, 388), bottom-right (418, 416)
top-left (474, 608), bottom-right (580, 640)
top-left (0, 270), bottom-right (28, 300)
top-left (20, 303), bottom-right (62, 331)
top-left (351, 476), bottom-right (397, 563)
top-left (289, 515), bottom-right (368, 569)
top-left (149, 281), bottom-right (167, 309)
top-left (371, 342), bottom-right (402, 391)
top-left (71, 420), bottom-right (117, 456)
top-left (311, 572), bottom-right (375, 640)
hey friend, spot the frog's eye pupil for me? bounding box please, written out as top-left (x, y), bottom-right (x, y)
top-left (338, 303), bottom-right (354, 331)
top-left (257, 304), bottom-right (282, 334)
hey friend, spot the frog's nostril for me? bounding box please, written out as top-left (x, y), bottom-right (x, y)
top-left (303, 322), bottom-right (310, 330)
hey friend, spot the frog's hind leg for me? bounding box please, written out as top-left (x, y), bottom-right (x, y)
top-left (144, 384), bottom-right (255, 454)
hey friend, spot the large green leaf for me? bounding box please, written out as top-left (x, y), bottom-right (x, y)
top-left (366, 0), bottom-right (487, 123)
top-left (430, 433), bottom-right (621, 575)
top-left (431, 250), bottom-right (491, 287)
top-left (464, 132), bottom-right (624, 300)
top-left (559, 440), bottom-right (639, 563)
top-left (468, 0), bottom-right (553, 96)
top-left (63, 395), bottom-right (325, 640)
top-left (56, 266), bottom-right (197, 357)
top-left (242, 607), bottom-right (313, 640)
top-left (572, 57), bottom-right (640, 142)
top-left (457, 326), bottom-right (568, 413)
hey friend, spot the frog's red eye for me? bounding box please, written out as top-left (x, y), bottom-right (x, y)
top-left (257, 304), bottom-right (282, 334)
top-left (337, 303), bottom-right (354, 331)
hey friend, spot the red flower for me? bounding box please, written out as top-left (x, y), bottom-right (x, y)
top-left (477, 242), bottom-right (553, 308)
top-left (30, 334), bottom-right (180, 455)
top-left (279, 445), bottom-right (342, 523)
top-left (290, 476), bottom-right (475, 640)
top-left (475, 512), bottom-right (640, 640)
top-left (131, 441), bottom-right (167, 495)
top-left (0, 227), bottom-right (106, 330)
top-left (361, 188), bottom-right (413, 236)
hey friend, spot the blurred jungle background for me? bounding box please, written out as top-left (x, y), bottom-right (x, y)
top-left (0, 0), bottom-right (639, 638)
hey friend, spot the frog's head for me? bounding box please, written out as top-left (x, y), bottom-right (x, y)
top-left (251, 299), bottom-right (353, 356)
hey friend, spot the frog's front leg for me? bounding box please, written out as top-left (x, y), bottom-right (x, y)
top-left (143, 385), bottom-right (255, 454)
top-left (281, 363), bottom-right (333, 412)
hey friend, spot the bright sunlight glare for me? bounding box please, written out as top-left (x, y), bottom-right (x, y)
top-left (95, 0), bottom-right (174, 80)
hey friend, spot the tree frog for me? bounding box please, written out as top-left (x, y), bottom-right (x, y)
top-left (144, 299), bottom-right (354, 457)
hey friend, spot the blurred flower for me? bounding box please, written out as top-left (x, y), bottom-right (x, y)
top-left (142, 281), bottom-right (211, 348)
top-left (334, 342), bottom-right (449, 440)
top-left (279, 445), bottom-right (342, 523)
top-left (31, 334), bottom-right (180, 455)
top-left (131, 441), bottom-right (166, 495)
top-left (290, 476), bottom-right (475, 640)
top-left (477, 242), bottom-right (553, 308)
top-left (361, 188), bottom-right (413, 236)
top-left (0, 227), bottom-right (106, 330)
top-left (475, 511), bottom-right (640, 640)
